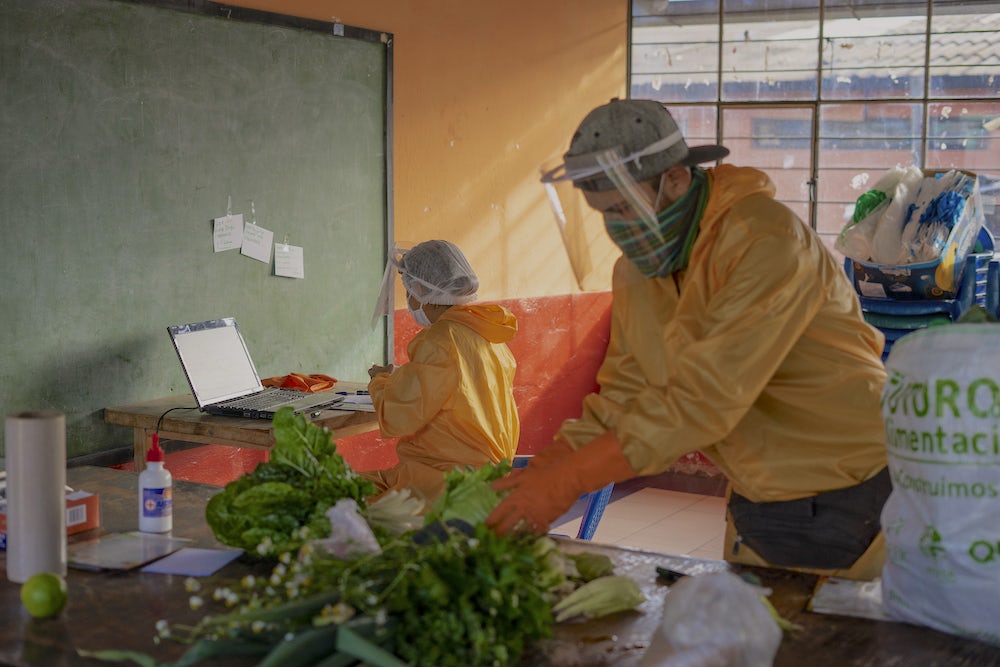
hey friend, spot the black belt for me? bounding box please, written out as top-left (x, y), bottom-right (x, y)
top-left (728, 467), bottom-right (891, 569)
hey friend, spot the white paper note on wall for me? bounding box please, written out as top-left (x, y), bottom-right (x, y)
top-left (241, 222), bottom-right (273, 264)
top-left (274, 243), bottom-right (305, 279)
top-left (213, 214), bottom-right (244, 252)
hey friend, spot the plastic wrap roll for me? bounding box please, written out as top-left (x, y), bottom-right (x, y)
top-left (5, 411), bottom-right (67, 583)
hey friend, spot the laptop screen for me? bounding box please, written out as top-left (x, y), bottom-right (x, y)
top-left (168, 318), bottom-right (264, 406)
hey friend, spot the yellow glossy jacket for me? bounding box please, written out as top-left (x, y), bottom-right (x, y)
top-left (364, 303), bottom-right (520, 504)
top-left (558, 165), bottom-right (888, 503)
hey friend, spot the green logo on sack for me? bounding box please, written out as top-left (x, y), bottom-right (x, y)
top-left (883, 369), bottom-right (1000, 420)
top-left (968, 540), bottom-right (1000, 564)
top-left (883, 369), bottom-right (1000, 463)
top-left (920, 526), bottom-right (945, 558)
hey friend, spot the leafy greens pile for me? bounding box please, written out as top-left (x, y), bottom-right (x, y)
top-left (205, 407), bottom-right (376, 556)
top-left (83, 406), bottom-right (649, 667)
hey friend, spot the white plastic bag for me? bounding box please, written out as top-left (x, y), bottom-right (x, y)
top-left (836, 166), bottom-right (909, 261)
top-left (639, 571), bottom-right (781, 667)
top-left (870, 165), bottom-right (924, 264)
top-left (881, 324), bottom-right (1000, 646)
top-left (835, 198), bottom-right (888, 261)
top-left (309, 498), bottom-right (382, 559)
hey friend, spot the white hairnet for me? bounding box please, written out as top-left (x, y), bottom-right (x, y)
top-left (399, 240), bottom-right (479, 305)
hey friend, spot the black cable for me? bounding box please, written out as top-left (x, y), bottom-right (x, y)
top-left (154, 406), bottom-right (198, 436)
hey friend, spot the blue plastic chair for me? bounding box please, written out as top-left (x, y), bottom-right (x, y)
top-left (511, 454), bottom-right (614, 541)
top-left (987, 259), bottom-right (1000, 319)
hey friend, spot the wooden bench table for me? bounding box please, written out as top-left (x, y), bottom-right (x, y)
top-left (4, 467), bottom-right (1000, 666)
top-left (103, 381), bottom-right (379, 468)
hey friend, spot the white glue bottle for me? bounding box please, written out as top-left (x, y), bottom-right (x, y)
top-left (139, 433), bottom-right (173, 533)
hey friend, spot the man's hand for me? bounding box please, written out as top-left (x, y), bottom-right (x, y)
top-left (486, 431), bottom-right (638, 536)
top-left (518, 439), bottom-right (573, 470)
top-left (487, 461), bottom-right (583, 535)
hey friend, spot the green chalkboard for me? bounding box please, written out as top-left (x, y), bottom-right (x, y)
top-left (0, 0), bottom-right (393, 458)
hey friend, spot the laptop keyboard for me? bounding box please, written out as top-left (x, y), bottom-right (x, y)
top-left (223, 388), bottom-right (304, 410)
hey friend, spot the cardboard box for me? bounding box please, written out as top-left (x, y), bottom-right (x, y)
top-left (848, 170), bottom-right (987, 301)
top-left (0, 490), bottom-right (101, 551)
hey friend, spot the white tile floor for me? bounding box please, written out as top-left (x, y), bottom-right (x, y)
top-left (551, 488), bottom-right (727, 560)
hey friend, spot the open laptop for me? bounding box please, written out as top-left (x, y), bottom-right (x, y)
top-left (167, 317), bottom-right (343, 419)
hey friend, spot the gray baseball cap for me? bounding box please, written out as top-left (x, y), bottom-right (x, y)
top-left (554, 98), bottom-right (730, 191)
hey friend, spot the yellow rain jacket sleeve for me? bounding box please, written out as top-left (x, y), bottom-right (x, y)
top-left (558, 165), bottom-right (888, 503)
top-left (363, 303), bottom-right (520, 504)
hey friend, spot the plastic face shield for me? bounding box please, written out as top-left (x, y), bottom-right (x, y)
top-left (369, 242), bottom-right (479, 329)
top-left (370, 245), bottom-right (406, 330)
top-left (540, 144), bottom-right (668, 291)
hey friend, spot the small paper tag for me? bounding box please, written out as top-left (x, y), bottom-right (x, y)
top-left (857, 280), bottom-right (888, 299)
top-left (274, 243), bottom-right (305, 279)
top-left (140, 547), bottom-right (243, 576)
top-left (213, 214), bottom-right (244, 252)
top-left (241, 222), bottom-right (274, 264)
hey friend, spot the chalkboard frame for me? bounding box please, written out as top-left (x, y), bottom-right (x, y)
top-left (140, 0), bottom-right (398, 363)
top-left (0, 0), bottom-right (395, 459)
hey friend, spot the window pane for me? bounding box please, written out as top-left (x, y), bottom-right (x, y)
top-left (720, 105), bottom-right (812, 238)
top-left (721, 107), bottom-right (813, 218)
top-left (818, 102), bottom-right (922, 162)
top-left (631, 4), bottom-right (720, 103)
top-left (926, 101), bottom-right (1000, 171)
top-left (929, 11), bottom-right (1000, 99)
top-left (720, 0), bottom-right (819, 102)
top-left (820, 15), bottom-right (926, 100)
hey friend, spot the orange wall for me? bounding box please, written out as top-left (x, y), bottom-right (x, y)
top-left (225, 0), bottom-right (628, 303)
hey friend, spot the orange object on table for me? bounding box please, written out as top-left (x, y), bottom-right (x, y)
top-left (261, 373), bottom-right (337, 392)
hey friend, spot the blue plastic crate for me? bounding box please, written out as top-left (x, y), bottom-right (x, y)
top-left (846, 227), bottom-right (994, 319)
top-left (845, 176), bottom-right (989, 300)
top-left (844, 228), bottom-right (995, 361)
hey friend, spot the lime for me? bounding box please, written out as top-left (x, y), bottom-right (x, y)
top-left (20, 572), bottom-right (68, 619)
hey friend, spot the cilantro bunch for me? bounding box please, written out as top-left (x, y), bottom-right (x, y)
top-left (205, 407), bottom-right (376, 556)
top-left (306, 521), bottom-right (555, 667)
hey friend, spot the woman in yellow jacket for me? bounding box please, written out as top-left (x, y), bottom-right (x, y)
top-left (364, 240), bottom-right (520, 506)
top-left (488, 100), bottom-right (888, 580)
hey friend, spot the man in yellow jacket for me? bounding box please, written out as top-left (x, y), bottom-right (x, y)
top-left (365, 240), bottom-right (520, 506)
top-left (487, 99), bottom-right (889, 580)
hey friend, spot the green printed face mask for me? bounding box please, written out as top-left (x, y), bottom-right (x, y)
top-left (603, 167), bottom-right (709, 278)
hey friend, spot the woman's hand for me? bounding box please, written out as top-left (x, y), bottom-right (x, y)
top-left (368, 363), bottom-right (394, 379)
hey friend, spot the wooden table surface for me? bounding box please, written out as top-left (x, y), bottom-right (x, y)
top-left (103, 381), bottom-right (379, 468)
top-left (2, 466), bottom-right (1000, 667)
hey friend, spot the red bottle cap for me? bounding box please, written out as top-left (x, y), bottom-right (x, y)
top-left (147, 433), bottom-right (165, 463)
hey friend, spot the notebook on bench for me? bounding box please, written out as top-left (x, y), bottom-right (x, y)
top-left (167, 317), bottom-right (342, 419)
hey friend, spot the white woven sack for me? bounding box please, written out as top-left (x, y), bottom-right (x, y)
top-left (881, 323), bottom-right (1000, 645)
